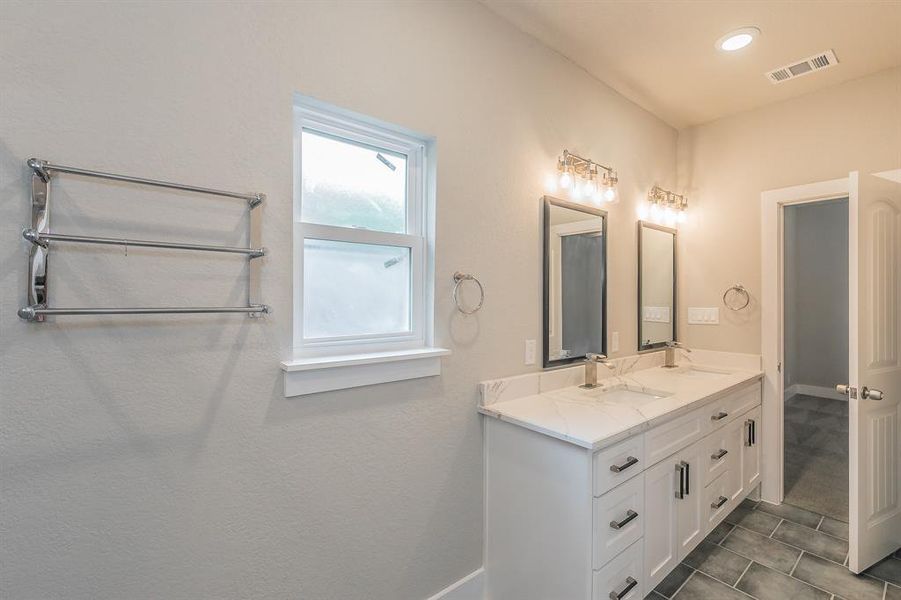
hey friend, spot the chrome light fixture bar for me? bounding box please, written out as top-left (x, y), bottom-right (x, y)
top-left (555, 149), bottom-right (618, 203)
top-left (647, 184), bottom-right (688, 224)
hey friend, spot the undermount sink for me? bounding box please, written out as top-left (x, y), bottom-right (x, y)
top-left (579, 384), bottom-right (671, 407)
top-left (665, 365), bottom-right (732, 379)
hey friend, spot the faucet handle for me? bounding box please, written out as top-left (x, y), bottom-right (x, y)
top-left (666, 341), bottom-right (692, 352)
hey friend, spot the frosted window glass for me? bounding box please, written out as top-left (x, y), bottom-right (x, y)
top-left (301, 130), bottom-right (407, 233)
top-left (303, 239), bottom-right (411, 339)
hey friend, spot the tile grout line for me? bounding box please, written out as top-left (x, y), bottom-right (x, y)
top-left (789, 551), bottom-right (804, 577)
top-left (668, 566), bottom-right (698, 599)
top-left (734, 560), bottom-right (753, 590)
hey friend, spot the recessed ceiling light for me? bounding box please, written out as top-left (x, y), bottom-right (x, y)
top-left (716, 27), bottom-right (760, 52)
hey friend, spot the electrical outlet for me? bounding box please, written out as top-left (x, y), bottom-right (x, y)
top-left (611, 331), bottom-right (620, 353)
top-left (524, 339), bottom-right (536, 365)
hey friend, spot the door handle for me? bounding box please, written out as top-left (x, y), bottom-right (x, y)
top-left (836, 384), bottom-right (850, 395)
top-left (609, 509), bottom-right (639, 530)
top-left (745, 419), bottom-right (753, 446)
top-left (751, 419), bottom-right (756, 445)
top-left (675, 461), bottom-right (686, 499)
top-left (862, 387), bottom-right (884, 401)
top-left (711, 495), bottom-right (728, 509)
top-left (609, 576), bottom-right (637, 600)
top-left (610, 456), bottom-right (639, 473)
top-left (711, 448), bottom-right (728, 460)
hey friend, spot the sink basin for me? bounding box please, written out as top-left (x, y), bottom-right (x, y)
top-left (665, 365), bottom-right (732, 379)
top-left (579, 384), bottom-right (671, 407)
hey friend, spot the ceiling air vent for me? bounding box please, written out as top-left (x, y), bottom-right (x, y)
top-left (766, 49), bottom-right (838, 84)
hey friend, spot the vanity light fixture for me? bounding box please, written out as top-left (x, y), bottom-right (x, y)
top-left (645, 185), bottom-right (688, 226)
top-left (555, 150), bottom-right (618, 204)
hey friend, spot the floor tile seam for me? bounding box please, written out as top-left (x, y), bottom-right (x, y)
top-left (724, 522), bottom-right (848, 568)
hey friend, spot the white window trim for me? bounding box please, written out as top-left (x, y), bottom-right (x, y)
top-left (283, 94), bottom-right (448, 396)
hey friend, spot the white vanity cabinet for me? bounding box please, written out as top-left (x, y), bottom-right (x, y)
top-left (483, 379), bottom-right (762, 600)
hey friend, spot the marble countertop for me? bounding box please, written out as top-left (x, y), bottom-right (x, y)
top-left (478, 356), bottom-right (763, 452)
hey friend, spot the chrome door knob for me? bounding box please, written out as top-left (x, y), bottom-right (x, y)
top-left (862, 387), bottom-right (885, 401)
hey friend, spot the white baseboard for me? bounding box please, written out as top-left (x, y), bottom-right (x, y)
top-left (784, 383), bottom-right (846, 402)
top-left (426, 568), bottom-right (485, 600)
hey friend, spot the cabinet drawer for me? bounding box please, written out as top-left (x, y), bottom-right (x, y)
top-left (702, 422), bottom-right (738, 486)
top-left (594, 434), bottom-right (646, 496)
top-left (593, 538), bottom-right (643, 600)
top-left (645, 408), bottom-right (704, 467)
top-left (704, 382), bottom-right (761, 432)
top-left (594, 473), bottom-right (645, 569)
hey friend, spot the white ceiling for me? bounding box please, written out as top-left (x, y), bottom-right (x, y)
top-left (483, 0), bottom-right (901, 128)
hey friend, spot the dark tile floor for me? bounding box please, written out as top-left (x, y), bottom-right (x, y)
top-left (783, 394), bottom-right (849, 520)
top-left (646, 498), bottom-right (901, 600)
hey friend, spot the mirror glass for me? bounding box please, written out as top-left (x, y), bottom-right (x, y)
top-left (543, 197), bottom-right (607, 368)
top-left (638, 221), bottom-right (676, 350)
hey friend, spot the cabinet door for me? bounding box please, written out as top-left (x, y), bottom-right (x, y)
top-left (676, 440), bottom-right (704, 561)
top-left (643, 457), bottom-right (679, 591)
top-left (742, 406), bottom-right (761, 491)
top-left (725, 416), bottom-right (745, 503)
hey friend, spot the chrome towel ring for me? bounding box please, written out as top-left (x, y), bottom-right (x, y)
top-left (723, 283), bottom-right (750, 311)
top-left (453, 272), bottom-right (484, 315)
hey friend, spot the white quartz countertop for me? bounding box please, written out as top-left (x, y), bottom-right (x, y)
top-left (479, 362), bottom-right (763, 451)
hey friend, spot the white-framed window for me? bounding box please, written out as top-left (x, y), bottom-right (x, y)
top-left (282, 95), bottom-right (448, 396)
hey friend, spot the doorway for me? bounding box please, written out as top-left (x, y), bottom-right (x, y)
top-left (782, 198), bottom-right (849, 521)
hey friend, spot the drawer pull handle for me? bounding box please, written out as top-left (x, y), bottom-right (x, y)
top-left (711, 495), bottom-right (728, 509)
top-left (609, 576), bottom-right (638, 600)
top-left (609, 509), bottom-right (639, 530)
top-left (711, 448), bottom-right (728, 460)
top-left (610, 456), bottom-right (639, 473)
top-left (711, 411), bottom-right (729, 421)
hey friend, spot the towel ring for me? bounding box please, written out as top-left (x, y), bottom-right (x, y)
top-left (453, 272), bottom-right (484, 315)
top-left (723, 283), bottom-right (750, 311)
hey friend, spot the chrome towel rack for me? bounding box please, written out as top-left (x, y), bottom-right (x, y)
top-left (18, 158), bottom-right (270, 322)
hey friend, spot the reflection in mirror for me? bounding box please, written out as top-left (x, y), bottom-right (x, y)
top-left (638, 221), bottom-right (676, 350)
top-left (543, 197), bottom-right (607, 368)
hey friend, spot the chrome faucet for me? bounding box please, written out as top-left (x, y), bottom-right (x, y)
top-left (663, 341), bottom-right (691, 368)
top-left (580, 353), bottom-right (616, 388)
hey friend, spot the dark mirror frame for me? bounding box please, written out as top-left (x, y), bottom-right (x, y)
top-left (637, 220), bottom-right (677, 351)
top-left (542, 196), bottom-right (608, 369)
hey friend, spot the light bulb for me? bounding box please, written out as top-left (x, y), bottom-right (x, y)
top-left (559, 171), bottom-right (572, 189)
top-left (544, 174), bottom-right (558, 192)
top-left (604, 186), bottom-right (617, 202)
top-left (637, 202), bottom-right (649, 220)
top-left (650, 203), bottom-right (662, 220)
top-left (571, 180), bottom-right (583, 199)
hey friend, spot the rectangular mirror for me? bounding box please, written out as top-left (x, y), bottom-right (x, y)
top-left (543, 196), bottom-right (607, 368)
top-left (638, 221), bottom-right (676, 351)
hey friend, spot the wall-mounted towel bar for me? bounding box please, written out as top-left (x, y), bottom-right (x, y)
top-left (27, 158), bottom-right (264, 206)
top-left (19, 157), bottom-right (269, 322)
top-left (23, 229), bottom-right (266, 257)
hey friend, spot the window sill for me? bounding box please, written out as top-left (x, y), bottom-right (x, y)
top-left (281, 347), bottom-right (451, 397)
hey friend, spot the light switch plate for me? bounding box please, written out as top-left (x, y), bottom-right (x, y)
top-left (524, 339), bottom-right (536, 365)
top-left (688, 307), bottom-right (720, 325)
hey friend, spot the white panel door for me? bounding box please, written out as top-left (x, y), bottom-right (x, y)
top-left (848, 171), bottom-right (901, 573)
top-left (643, 457), bottom-right (678, 591)
top-left (676, 440), bottom-right (704, 560)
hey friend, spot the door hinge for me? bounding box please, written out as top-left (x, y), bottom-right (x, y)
top-left (777, 362), bottom-right (782, 373)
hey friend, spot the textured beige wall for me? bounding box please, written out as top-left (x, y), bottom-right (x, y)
top-left (0, 2), bottom-right (676, 599)
top-left (677, 67), bottom-right (901, 354)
